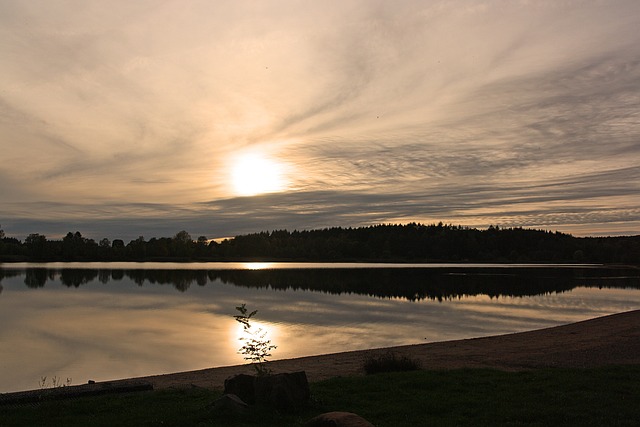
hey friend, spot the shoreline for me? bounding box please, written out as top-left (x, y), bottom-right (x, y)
top-left (114, 309), bottom-right (639, 390)
top-left (2, 310), bottom-right (637, 402)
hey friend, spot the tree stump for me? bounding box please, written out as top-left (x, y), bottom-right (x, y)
top-left (223, 371), bottom-right (310, 412)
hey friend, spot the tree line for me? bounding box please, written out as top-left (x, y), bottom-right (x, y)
top-left (1, 223), bottom-right (639, 264)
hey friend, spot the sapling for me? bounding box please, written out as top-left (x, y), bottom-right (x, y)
top-left (234, 303), bottom-right (277, 376)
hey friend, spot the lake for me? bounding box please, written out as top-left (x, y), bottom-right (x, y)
top-left (1, 262), bottom-right (639, 393)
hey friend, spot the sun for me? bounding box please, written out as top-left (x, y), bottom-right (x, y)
top-left (231, 152), bottom-right (286, 196)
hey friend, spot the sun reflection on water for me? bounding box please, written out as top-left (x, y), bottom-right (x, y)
top-left (232, 320), bottom-right (281, 364)
top-left (241, 262), bottom-right (275, 270)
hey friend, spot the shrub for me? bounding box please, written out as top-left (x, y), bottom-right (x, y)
top-left (363, 352), bottom-right (421, 375)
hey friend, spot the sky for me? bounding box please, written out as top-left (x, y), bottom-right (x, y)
top-left (1, 0), bottom-right (640, 242)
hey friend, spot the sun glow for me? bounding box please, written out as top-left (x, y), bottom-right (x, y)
top-left (231, 152), bottom-right (287, 196)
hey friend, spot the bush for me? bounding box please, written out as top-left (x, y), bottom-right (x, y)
top-left (363, 352), bottom-right (421, 374)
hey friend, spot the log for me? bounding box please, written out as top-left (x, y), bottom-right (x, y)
top-left (0, 381), bottom-right (153, 406)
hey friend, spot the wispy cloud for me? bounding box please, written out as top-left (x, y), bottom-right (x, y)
top-left (1, 0), bottom-right (639, 239)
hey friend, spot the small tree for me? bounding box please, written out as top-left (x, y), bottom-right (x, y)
top-left (234, 304), bottom-right (277, 376)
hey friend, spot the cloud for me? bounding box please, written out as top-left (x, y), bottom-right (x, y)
top-left (1, 0), bottom-right (640, 239)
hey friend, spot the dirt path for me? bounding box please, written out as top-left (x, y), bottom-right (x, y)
top-left (117, 310), bottom-right (639, 390)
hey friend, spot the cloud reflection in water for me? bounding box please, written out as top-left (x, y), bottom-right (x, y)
top-left (0, 266), bottom-right (638, 393)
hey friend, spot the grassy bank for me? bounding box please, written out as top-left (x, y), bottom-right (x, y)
top-left (1, 366), bottom-right (638, 426)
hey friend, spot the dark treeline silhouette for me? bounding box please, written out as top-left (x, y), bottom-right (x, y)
top-left (1, 223), bottom-right (640, 264)
top-left (3, 266), bottom-right (639, 301)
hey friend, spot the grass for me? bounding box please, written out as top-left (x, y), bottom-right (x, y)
top-left (1, 366), bottom-right (638, 426)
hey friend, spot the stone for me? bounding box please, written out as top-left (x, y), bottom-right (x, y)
top-left (223, 374), bottom-right (256, 404)
top-left (305, 411), bottom-right (376, 427)
top-left (223, 371), bottom-right (311, 412)
top-left (210, 393), bottom-right (248, 415)
top-left (255, 371), bottom-right (310, 412)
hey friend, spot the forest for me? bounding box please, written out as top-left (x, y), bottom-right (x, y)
top-left (1, 223), bottom-right (639, 265)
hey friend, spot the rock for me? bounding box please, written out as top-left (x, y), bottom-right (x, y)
top-left (210, 393), bottom-right (248, 415)
top-left (255, 371), bottom-right (310, 412)
top-left (223, 374), bottom-right (256, 404)
top-left (305, 411), bottom-right (376, 427)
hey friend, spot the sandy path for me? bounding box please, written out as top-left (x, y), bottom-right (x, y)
top-left (117, 310), bottom-right (639, 390)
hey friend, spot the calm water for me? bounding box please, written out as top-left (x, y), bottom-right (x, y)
top-left (1, 262), bottom-right (639, 393)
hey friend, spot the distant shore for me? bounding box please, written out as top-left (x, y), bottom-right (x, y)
top-left (112, 309), bottom-right (639, 390)
top-left (3, 224), bottom-right (639, 265)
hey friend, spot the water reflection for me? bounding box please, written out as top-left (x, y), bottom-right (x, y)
top-left (4, 266), bottom-right (639, 299)
top-left (0, 264), bottom-right (638, 393)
